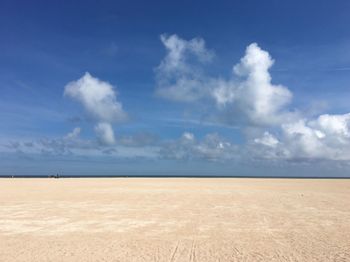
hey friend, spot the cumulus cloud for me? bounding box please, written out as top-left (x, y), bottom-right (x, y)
top-left (156, 34), bottom-right (350, 162)
top-left (253, 132), bottom-right (279, 148)
top-left (64, 72), bottom-right (127, 145)
top-left (155, 34), bottom-right (214, 102)
top-left (250, 113), bottom-right (350, 161)
top-left (64, 72), bottom-right (126, 122)
top-left (156, 35), bottom-right (295, 126)
top-left (217, 43), bottom-right (293, 125)
top-left (283, 114), bottom-right (350, 160)
top-left (312, 113), bottom-right (350, 138)
top-left (158, 113), bottom-right (350, 162)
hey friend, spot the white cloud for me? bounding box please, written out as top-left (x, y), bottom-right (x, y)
top-left (254, 132), bottom-right (279, 147)
top-left (156, 35), bottom-right (294, 126)
top-left (250, 113), bottom-right (350, 161)
top-left (94, 122), bottom-right (116, 145)
top-left (182, 132), bottom-right (195, 141)
top-left (223, 43), bottom-right (293, 125)
top-left (158, 34), bottom-right (213, 73)
top-left (312, 113), bottom-right (350, 138)
top-left (64, 72), bottom-right (127, 144)
top-left (157, 112), bottom-right (350, 162)
top-left (211, 79), bottom-right (236, 106)
top-left (211, 43), bottom-right (295, 126)
top-left (64, 72), bottom-right (126, 122)
top-left (155, 34), bottom-right (213, 102)
top-left (281, 120), bottom-right (326, 158)
top-left (282, 113), bottom-right (350, 160)
top-left (156, 34), bottom-right (350, 162)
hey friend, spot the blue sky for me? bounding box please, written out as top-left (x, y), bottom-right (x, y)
top-left (1, 0), bottom-right (350, 176)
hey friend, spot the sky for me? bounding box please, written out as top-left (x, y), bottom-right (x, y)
top-left (1, 0), bottom-right (350, 176)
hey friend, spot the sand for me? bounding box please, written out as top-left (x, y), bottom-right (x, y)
top-left (0, 178), bottom-right (349, 261)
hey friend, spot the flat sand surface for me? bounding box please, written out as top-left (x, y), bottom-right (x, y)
top-left (0, 178), bottom-right (349, 261)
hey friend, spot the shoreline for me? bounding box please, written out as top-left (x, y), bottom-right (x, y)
top-left (1, 175), bottom-right (350, 179)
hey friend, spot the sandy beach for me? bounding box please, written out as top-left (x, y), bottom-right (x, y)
top-left (0, 178), bottom-right (349, 261)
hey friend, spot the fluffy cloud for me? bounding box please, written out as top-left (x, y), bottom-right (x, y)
top-left (64, 72), bottom-right (127, 145)
top-left (312, 113), bottom-right (350, 138)
top-left (64, 72), bottom-right (126, 122)
top-left (215, 43), bottom-right (293, 125)
top-left (156, 34), bottom-right (350, 162)
top-left (155, 34), bottom-right (214, 102)
top-left (156, 35), bottom-right (294, 126)
top-left (253, 132), bottom-right (279, 148)
top-left (251, 113), bottom-right (350, 161)
top-left (283, 113), bottom-right (350, 160)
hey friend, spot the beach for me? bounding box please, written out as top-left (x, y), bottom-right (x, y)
top-left (0, 178), bottom-right (349, 261)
